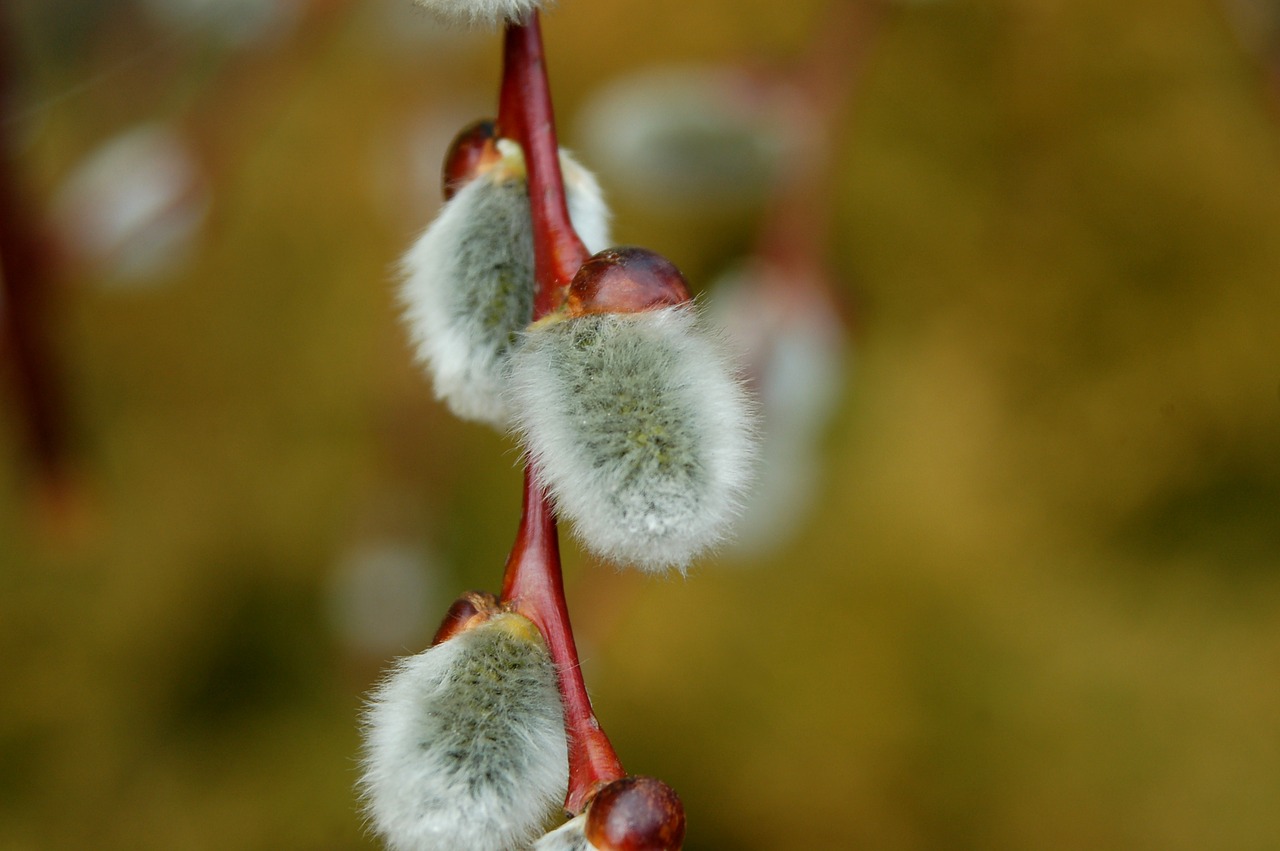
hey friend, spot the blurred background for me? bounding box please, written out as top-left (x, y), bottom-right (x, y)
top-left (3, 0), bottom-right (1280, 848)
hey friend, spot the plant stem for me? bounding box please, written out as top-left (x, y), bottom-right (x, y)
top-left (495, 13), bottom-right (623, 815)
top-left (497, 12), bottom-right (589, 320)
top-left (0, 6), bottom-right (71, 489)
top-left (501, 468), bottom-right (625, 814)
top-left (759, 0), bottom-right (884, 293)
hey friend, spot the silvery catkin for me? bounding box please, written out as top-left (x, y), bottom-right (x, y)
top-left (411, 0), bottom-right (547, 28)
top-left (399, 141), bottom-right (609, 426)
top-left (505, 306), bottom-right (756, 571)
top-left (360, 613), bottom-right (568, 851)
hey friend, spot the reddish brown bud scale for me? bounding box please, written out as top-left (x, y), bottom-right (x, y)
top-left (567, 247), bottom-right (692, 316)
top-left (442, 119), bottom-right (502, 201)
top-left (430, 591), bottom-right (501, 646)
top-left (585, 776), bottom-right (686, 851)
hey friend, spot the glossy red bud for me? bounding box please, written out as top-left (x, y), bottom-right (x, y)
top-left (442, 119), bottom-right (501, 200)
top-left (585, 776), bottom-right (686, 851)
top-left (431, 591), bottom-right (500, 646)
top-left (567, 247), bottom-right (692, 316)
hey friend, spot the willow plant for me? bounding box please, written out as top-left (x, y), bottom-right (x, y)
top-left (359, 2), bottom-right (758, 850)
top-left (0, 6), bottom-right (74, 506)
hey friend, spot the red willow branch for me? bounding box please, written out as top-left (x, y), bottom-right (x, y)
top-left (0, 6), bottom-right (72, 493)
top-left (494, 12), bottom-right (625, 816)
top-left (757, 0), bottom-right (884, 296)
top-left (496, 13), bottom-right (590, 314)
top-left (502, 467), bottom-right (625, 815)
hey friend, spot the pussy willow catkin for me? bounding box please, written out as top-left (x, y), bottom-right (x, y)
top-left (360, 613), bottom-right (568, 851)
top-left (411, 0), bottom-right (547, 27)
top-left (506, 306), bottom-right (756, 571)
top-left (400, 141), bottom-right (609, 425)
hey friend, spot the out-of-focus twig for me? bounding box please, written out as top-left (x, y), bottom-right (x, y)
top-left (0, 5), bottom-right (75, 502)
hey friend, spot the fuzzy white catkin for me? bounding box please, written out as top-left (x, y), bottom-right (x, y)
top-left (533, 814), bottom-right (594, 850)
top-left (411, 0), bottom-right (547, 28)
top-left (360, 613), bottom-right (568, 851)
top-left (708, 268), bottom-right (846, 557)
top-left (575, 65), bottom-right (790, 214)
top-left (505, 306), bottom-right (757, 571)
top-left (400, 142), bottom-right (609, 426)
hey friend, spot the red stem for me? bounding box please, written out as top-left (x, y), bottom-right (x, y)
top-left (0, 6), bottom-right (71, 487)
top-left (758, 0), bottom-right (885, 283)
top-left (497, 13), bottom-right (589, 319)
top-left (495, 14), bottom-right (623, 814)
top-left (502, 468), bottom-right (625, 814)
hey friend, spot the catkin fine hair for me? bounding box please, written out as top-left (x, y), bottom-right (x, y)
top-left (411, 0), bottom-right (549, 28)
top-left (534, 815), bottom-right (594, 851)
top-left (505, 306), bottom-right (757, 571)
top-left (399, 143), bottom-right (609, 426)
top-left (359, 614), bottom-right (568, 851)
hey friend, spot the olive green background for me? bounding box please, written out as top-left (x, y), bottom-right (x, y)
top-left (3, 0), bottom-right (1279, 848)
